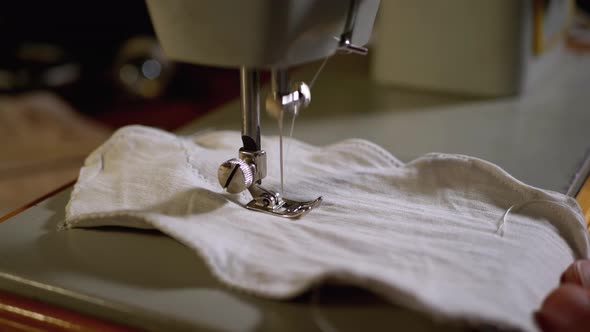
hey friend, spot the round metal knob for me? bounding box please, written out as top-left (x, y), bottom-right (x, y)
top-left (295, 81), bottom-right (311, 109)
top-left (218, 158), bottom-right (254, 194)
top-left (265, 81), bottom-right (311, 119)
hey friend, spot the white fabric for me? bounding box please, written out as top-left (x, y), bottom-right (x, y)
top-left (65, 125), bottom-right (590, 331)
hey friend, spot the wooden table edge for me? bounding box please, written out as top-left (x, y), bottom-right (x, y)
top-left (0, 179), bottom-right (77, 224)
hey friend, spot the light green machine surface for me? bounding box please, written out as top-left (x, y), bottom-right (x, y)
top-left (2, 52), bottom-right (590, 331)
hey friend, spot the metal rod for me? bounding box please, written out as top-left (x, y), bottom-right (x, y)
top-left (271, 68), bottom-right (290, 97)
top-left (342, 0), bottom-right (360, 40)
top-left (240, 67), bottom-right (261, 151)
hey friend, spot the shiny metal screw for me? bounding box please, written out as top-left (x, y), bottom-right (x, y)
top-left (218, 158), bottom-right (254, 194)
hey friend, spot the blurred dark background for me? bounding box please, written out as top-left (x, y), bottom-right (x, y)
top-left (0, 0), bottom-right (242, 130)
top-left (0, 1), bottom-right (248, 214)
top-left (1, 0), bottom-right (590, 130)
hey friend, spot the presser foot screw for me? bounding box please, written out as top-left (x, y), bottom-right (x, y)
top-left (217, 158), bottom-right (254, 194)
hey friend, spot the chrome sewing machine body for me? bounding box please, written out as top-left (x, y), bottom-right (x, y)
top-left (146, 0), bottom-right (380, 218)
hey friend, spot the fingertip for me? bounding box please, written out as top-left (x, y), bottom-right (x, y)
top-left (575, 260), bottom-right (590, 288)
top-left (537, 284), bottom-right (590, 332)
top-left (534, 311), bottom-right (554, 332)
top-left (561, 261), bottom-right (584, 286)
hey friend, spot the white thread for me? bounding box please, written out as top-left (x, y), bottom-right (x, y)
top-left (309, 57), bottom-right (330, 89)
top-left (279, 56), bottom-right (330, 195)
top-left (497, 199), bottom-right (573, 236)
top-left (280, 111), bottom-right (297, 195)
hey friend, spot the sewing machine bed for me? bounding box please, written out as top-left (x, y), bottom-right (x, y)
top-left (0, 187), bottom-right (457, 331)
top-left (2, 53), bottom-right (590, 331)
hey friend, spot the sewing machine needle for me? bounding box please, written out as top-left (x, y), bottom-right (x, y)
top-left (279, 110), bottom-right (285, 195)
top-left (276, 58), bottom-right (328, 196)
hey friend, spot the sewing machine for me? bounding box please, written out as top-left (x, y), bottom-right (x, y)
top-left (3, 48), bottom-right (590, 332)
top-left (145, 0), bottom-right (380, 218)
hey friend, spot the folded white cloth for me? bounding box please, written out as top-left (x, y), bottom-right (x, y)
top-left (65, 125), bottom-right (590, 331)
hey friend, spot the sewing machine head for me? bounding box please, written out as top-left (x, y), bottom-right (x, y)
top-left (145, 0), bottom-right (380, 218)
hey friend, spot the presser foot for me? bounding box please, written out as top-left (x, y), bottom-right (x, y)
top-left (218, 151), bottom-right (322, 219)
top-left (246, 184), bottom-right (322, 219)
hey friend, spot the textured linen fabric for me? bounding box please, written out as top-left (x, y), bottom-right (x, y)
top-left (65, 125), bottom-right (590, 331)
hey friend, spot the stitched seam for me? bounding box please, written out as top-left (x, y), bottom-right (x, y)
top-left (178, 138), bottom-right (210, 185)
top-left (67, 126), bottom-right (197, 224)
top-left (323, 139), bottom-right (402, 167)
top-left (409, 153), bottom-right (589, 257)
top-left (65, 130), bottom-right (132, 223)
